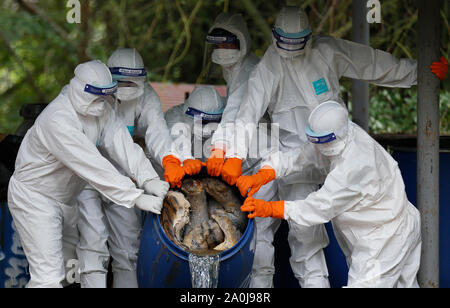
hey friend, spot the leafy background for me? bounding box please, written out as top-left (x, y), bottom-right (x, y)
top-left (0, 0), bottom-right (449, 134)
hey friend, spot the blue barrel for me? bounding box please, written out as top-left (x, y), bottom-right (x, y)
top-left (392, 150), bottom-right (450, 288)
top-left (273, 221), bottom-right (348, 288)
top-left (137, 213), bottom-right (255, 288)
top-left (0, 202), bottom-right (30, 288)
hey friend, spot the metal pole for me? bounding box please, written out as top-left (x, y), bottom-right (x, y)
top-left (417, 0), bottom-right (442, 288)
top-left (352, 0), bottom-right (370, 131)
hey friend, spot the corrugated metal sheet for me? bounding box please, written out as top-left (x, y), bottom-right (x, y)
top-left (150, 82), bottom-right (227, 112)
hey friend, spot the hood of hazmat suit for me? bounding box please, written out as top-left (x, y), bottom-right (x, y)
top-left (108, 48), bottom-right (147, 102)
top-left (106, 48), bottom-right (178, 165)
top-left (272, 6), bottom-right (313, 59)
top-left (165, 86), bottom-right (225, 162)
top-left (306, 101), bottom-right (350, 157)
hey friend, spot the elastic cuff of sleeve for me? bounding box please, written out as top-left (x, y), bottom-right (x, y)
top-left (211, 142), bottom-right (228, 153)
top-left (129, 190), bottom-right (144, 209)
top-left (181, 156), bottom-right (195, 163)
top-left (142, 176), bottom-right (160, 187)
top-left (225, 152), bottom-right (245, 161)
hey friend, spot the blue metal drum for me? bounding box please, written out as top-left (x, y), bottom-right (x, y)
top-left (137, 213), bottom-right (255, 288)
top-left (393, 150), bottom-right (450, 288)
top-left (0, 202), bottom-right (30, 288)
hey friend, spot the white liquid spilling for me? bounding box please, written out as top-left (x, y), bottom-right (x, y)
top-left (189, 254), bottom-right (220, 288)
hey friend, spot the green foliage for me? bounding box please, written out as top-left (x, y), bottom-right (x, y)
top-left (365, 88), bottom-right (450, 135)
top-left (0, 0), bottom-right (449, 135)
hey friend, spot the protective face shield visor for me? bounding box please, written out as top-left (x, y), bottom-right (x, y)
top-left (306, 124), bottom-right (336, 144)
top-left (83, 82), bottom-right (118, 116)
top-left (110, 67), bottom-right (147, 79)
top-left (306, 124), bottom-right (346, 157)
top-left (185, 107), bottom-right (224, 124)
top-left (198, 28), bottom-right (240, 83)
top-left (110, 67), bottom-right (146, 102)
top-left (84, 82), bottom-right (118, 96)
top-left (272, 27), bottom-right (312, 56)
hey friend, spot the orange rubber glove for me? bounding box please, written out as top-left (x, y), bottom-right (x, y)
top-left (183, 159), bottom-right (204, 176)
top-left (162, 155), bottom-right (185, 188)
top-left (206, 148), bottom-right (225, 177)
top-left (430, 57), bottom-right (448, 80)
top-left (236, 167), bottom-right (276, 197)
top-left (241, 197), bottom-right (285, 219)
top-left (221, 158), bottom-right (243, 186)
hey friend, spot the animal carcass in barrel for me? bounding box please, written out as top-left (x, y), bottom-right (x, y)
top-left (161, 177), bottom-right (248, 255)
top-left (137, 176), bottom-right (255, 288)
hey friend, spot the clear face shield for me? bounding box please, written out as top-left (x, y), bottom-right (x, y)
top-left (84, 82), bottom-right (118, 116)
top-left (306, 124), bottom-right (347, 157)
top-left (186, 108), bottom-right (223, 159)
top-left (272, 27), bottom-right (312, 58)
top-left (110, 67), bottom-right (147, 101)
top-left (197, 28), bottom-right (240, 84)
top-left (185, 107), bottom-right (224, 124)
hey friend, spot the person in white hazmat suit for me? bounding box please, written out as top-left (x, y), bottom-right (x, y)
top-left (215, 5), bottom-right (421, 288)
top-left (7, 60), bottom-right (166, 288)
top-left (206, 13), bottom-right (316, 288)
top-left (165, 86), bottom-right (275, 182)
top-left (165, 86), bottom-right (226, 164)
top-left (241, 101), bottom-right (422, 288)
top-left (205, 12), bottom-right (260, 155)
top-left (205, 12), bottom-right (278, 193)
top-left (75, 49), bottom-right (181, 288)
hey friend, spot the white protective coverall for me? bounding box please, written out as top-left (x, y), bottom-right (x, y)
top-left (165, 86), bottom-right (276, 181)
top-left (208, 12), bottom-right (261, 148)
top-left (263, 122), bottom-right (422, 288)
top-left (165, 86), bottom-right (226, 163)
top-left (208, 12), bottom-right (300, 288)
top-left (76, 49), bottom-right (177, 288)
top-left (224, 7), bottom-right (417, 288)
top-left (7, 60), bottom-right (161, 288)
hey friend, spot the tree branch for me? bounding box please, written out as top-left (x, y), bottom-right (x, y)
top-left (241, 0), bottom-right (272, 42)
top-left (162, 0), bottom-right (204, 82)
top-left (137, 3), bottom-right (164, 52)
top-left (17, 0), bottom-right (70, 39)
top-left (78, 0), bottom-right (91, 63)
top-left (0, 32), bottom-right (45, 102)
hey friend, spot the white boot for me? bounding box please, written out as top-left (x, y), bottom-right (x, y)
top-left (80, 272), bottom-right (107, 288)
top-left (113, 270), bottom-right (138, 288)
top-left (249, 273), bottom-right (274, 288)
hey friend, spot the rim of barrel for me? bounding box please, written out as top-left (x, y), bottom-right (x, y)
top-left (155, 213), bottom-right (254, 262)
top-left (374, 134), bottom-right (450, 152)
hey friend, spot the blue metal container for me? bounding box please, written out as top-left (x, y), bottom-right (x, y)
top-left (392, 150), bottom-right (450, 288)
top-left (272, 221), bottom-right (348, 288)
top-left (137, 213), bottom-right (255, 288)
top-left (0, 202), bottom-right (30, 288)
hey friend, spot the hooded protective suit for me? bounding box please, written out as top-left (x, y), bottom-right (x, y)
top-left (165, 86), bottom-right (226, 163)
top-left (76, 49), bottom-right (175, 288)
top-left (7, 60), bottom-right (160, 288)
top-left (223, 6), bottom-right (417, 288)
top-left (204, 14), bottom-right (279, 194)
top-left (208, 13), bottom-right (261, 151)
top-left (165, 86), bottom-right (276, 188)
top-left (263, 119), bottom-right (421, 288)
top-left (208, 12), bottom-right (327, 288)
